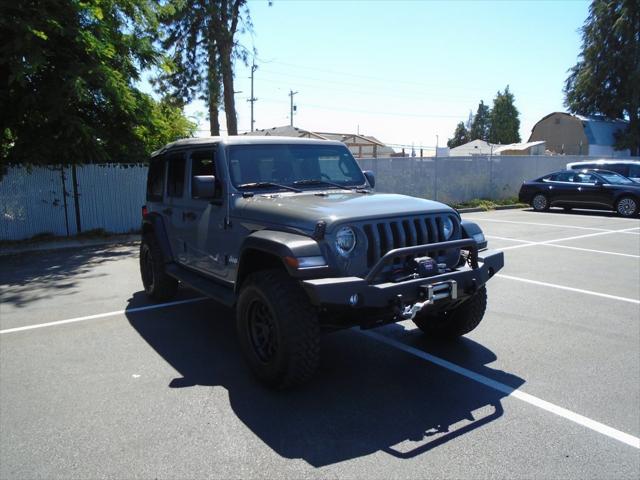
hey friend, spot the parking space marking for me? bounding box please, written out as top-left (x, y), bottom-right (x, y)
top-left (0, 297), bottom-right (207, 335)
top-left (496, 274), bottom-right (640, 304)
top-left (465, 217), bottom-right (639, 233)
top-left (362, 330), bottom-right (640, 449)
top-left (487, 235), bottom-right (640, 258)
top-left (496, 227), bottom-right (640, 251)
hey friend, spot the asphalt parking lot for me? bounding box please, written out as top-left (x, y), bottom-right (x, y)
top-left (1, 208), bottom-right (639, 479)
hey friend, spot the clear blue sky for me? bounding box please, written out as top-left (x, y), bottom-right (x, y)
top-left (179, 0), bottom-right (591, 151)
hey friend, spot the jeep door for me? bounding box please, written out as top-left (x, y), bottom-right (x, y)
top-left (164, 152), bottom-right (191, 265)
top-left (182, 147), bottom-right (230, 279)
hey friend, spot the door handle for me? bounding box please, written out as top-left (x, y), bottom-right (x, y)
top-left (183, 211), bottom-right (197, 221)
top-left (162, 208), bottom-right (173, 216)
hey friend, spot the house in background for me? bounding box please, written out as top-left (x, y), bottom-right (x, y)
top-left (445, 139), bottom-right (545, 156)
top-left (243, 126), bottom-right (395, 158)
top-left (528, 112), bottom-right (631, 157)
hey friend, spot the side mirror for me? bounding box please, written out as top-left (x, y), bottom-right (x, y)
top-left (192, 175), bottom-right (216, 199)
top-left (363, 170), bottom-right (375, 188)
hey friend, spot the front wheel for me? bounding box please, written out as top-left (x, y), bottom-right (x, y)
top-left (616, 196), bottom-right (638, 217)
top-left (412, 286), bottom-right (487, 340)
top-left (236, 269), bottom-right (320, 389)
top-left (531, 193), bottom-right (550, 212)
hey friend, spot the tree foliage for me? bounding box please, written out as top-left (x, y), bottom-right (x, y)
top-left (488, 86), bottom-right (521, 144)
top-left (564, 0), bottom-right (640, 155)
top-left (0, 0), bottom-right (196, 166)
top-left (469, 100), bottom-right (491, 141)
top-left (155, 0), bottom-right (251, 136)
top-left (447, 122), bottom-right (470, 148)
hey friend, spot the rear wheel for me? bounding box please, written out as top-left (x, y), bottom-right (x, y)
top-left (531, 193), bottom-right (549, 212)
top-left (412, 286), bottom-right (487, 340)
top-left (616, 196), bottom-right (638, 217)
top-left (140, 234), bottom-right (178, 301)
top-left (236, 269), bottom-right (320, 389)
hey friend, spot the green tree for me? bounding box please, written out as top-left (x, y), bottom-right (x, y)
top-left (469, 100), bottom-right (491, 141)
top-left (488, 86), bottom-right (521, 144)
top-left (564, 0), bottom-right (640, 156)
top-left (447, 122), bottom-right (470, 148)
top-left (155, 0), bottom-right (251, 136)
top-left (0, 0), bottom-right (195, 166)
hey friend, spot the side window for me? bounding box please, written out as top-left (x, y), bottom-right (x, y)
top-left (628, 165), bottom-right (640, 178)
top-left (575, 173), bottom-right (596, 183)
top-left (146, 158), bottom-right (164, 202)
top-left (191, 149), bottom-right (221, 199)
top-left (550, 172), bottom-right (574, 182)
top-left (167, 154), bottom-right (186, 198)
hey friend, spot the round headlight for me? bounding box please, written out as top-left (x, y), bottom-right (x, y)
top-left (335, 226), bottom-right (356, 256)
top-left (442, 217), bottom-right (454, 239)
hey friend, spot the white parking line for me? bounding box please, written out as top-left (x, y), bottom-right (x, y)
top-left (464, 217), bottom-right (639, 233)
top-left (0, 297), bottom-right (208, 335)
top-left (497, 227), bottom-right (640, 251)
top-left (496, 274), bottom-right (640, 304)
top-left (362, 330), bottom-right (640, 449)
top-left (487, 235), bottom-right (640, 258)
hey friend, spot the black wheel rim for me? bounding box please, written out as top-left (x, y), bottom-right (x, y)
top-left (247, 298), bottom-right (278, 363)
top-left (141, 246), bottom-right (154, 289)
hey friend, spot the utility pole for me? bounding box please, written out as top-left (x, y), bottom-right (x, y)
top-left (289, 90), bottom-right (298, 127)
top-left (248, 62), bottom-right (258, 132)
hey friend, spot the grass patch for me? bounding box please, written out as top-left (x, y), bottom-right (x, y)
top-left (452, 197), bottom-right (527, 211)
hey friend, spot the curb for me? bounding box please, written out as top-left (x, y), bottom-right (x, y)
top-left (458, 204), bottom-right (526, 213)
top-left (0, 234), bottom-right (140, 257)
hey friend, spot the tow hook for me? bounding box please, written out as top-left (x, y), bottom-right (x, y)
top-left (397, 280), bottom-right (458, 321)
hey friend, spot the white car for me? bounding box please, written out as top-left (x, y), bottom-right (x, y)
top-left (566, 160), bottom-right (640, 182)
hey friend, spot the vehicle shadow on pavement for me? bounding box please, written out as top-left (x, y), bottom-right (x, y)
top-left (125, 295), bottom-right (524, 467)
top-left (523, 207), bottom-right (631, 219)
top-left (0, 245), bottom-right (136, 307)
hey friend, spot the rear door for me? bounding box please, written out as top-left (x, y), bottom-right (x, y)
top-left (164, 152), bottom-right (190, 265)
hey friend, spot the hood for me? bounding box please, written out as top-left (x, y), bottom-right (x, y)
top-left (234, 191), bottom-right (454, 231)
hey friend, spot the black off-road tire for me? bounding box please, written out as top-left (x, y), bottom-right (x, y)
top-left (140, 233), bottom-right (178, 301)
top-left (531, 193), bottom-right (550, 212)
top-left (615, 196), bottom-right (638, 217)
top-left (412, 286), bottom-right (487, 340)
top-left (236, 269), bottom-right (320, 389)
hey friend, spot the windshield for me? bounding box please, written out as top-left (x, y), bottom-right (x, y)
top-left (226, 144), bottom-right (366, 189)
top-left (597, 171), bottom-right (635, 185)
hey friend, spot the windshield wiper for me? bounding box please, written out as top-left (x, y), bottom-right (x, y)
top-left (236, 181), bottom-right (302, 193)
top-left (292, 179), bottom-right (357, 190)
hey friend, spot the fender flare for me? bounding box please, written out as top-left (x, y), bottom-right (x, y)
top-left (460, 219), bottom-right (487, 250)
top-left (236, 230), bottom-right (324, 290)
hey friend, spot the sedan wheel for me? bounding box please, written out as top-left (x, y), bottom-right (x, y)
top-left (616, 197), bottom-right (638, 217)
top-left (532, 193), bottom-right (549, 212)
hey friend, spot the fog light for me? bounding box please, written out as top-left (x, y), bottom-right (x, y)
top-left (349, 294), bottom-right (359, 307)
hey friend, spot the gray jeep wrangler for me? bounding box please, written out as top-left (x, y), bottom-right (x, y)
top-left (140, 137), bottom-right (503, 388)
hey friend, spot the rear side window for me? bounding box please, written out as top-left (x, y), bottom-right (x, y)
top-left (146, 158), bottom-right (165, 202)
top-left (167, 154), bottom-right (186, 198)
top-left (549, 172), bottom-right (575, 182)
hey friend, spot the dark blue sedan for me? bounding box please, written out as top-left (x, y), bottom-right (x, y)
top-left (518, 169), bottom-right (640, 217)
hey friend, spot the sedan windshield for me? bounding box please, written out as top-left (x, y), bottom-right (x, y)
top-left (597, 171), bottom-right (635, 185)
top-left (226, 144), bottom-right (366, 189)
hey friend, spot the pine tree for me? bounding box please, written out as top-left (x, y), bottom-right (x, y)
top-left (488, 86), bottom-right (521, 144)
top-left (470, 100), bottom-right (491, 141)
top-left (564, 0), bottom-right (640, 155)
top-left (447, 122), bottom-right (470, 148)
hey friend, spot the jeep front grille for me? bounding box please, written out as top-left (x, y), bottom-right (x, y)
top-left (362, 215), bottom-right (456, 267)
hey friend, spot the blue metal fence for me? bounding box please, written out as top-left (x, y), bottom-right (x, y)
top-left (0, 164), bottom-right (147, 241)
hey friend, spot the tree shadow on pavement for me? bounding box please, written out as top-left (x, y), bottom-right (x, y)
top-left (125, 295), bottom-right (524, 467)
top-left (0, 245), bottom-right (136, 307)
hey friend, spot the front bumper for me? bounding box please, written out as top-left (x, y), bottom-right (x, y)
top-left (302, 249), bottom-right (504, 309)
